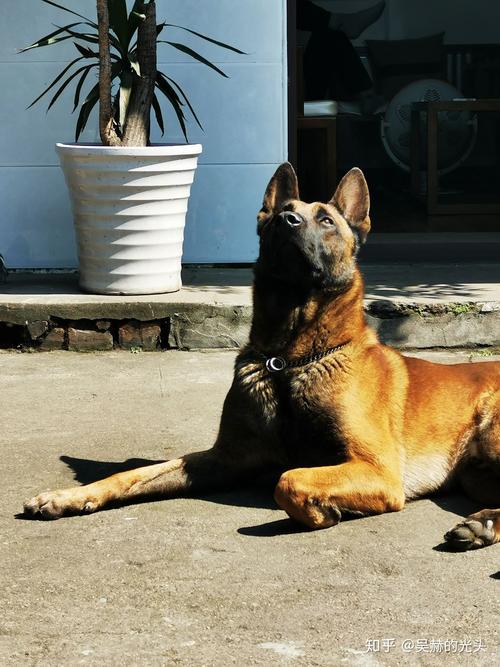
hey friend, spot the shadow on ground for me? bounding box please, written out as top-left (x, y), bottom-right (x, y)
top-left (364, 281), bottom-right (485, 301)
top-left (12, 455), bottom-right (280, 522)
top-left (17, 455), bottom-right (491, 549)
top-left (59, 454), bottom-right (165, 484)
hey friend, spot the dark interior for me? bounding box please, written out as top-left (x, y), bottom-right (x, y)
top-left (290, 0), bottom-right (500, 260)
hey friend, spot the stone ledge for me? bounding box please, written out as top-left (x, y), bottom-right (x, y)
top-left (0, 301), bottom-right (499, 352)
top-left (1, 267), bottom-right (499, 351)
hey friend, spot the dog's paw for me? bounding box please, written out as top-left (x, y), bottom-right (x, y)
top-left (444, 512), bottom-right (498, 551)
top-left (303, 496), bottom-right (342, 529)
top-left (23, 489), bottom-right (97, 520)
top-left (274, 470), bottom-right (342, 530)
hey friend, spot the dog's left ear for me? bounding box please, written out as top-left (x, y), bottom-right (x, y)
top-left (330, 168), bottom-right (371, 243)
top-left (257, 162), bottom-right (299, 233)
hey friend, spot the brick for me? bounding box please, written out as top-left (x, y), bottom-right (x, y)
top-left (40, 327), bottom-right (65, 351)
top-left (68, 328), bottom-right (113, 352)
top-left (27, 320), bottom-right (49, 340)
top-left (95, 320), bottom-right (111, 331)
top-left (118, 320), bottom-right (161, 351)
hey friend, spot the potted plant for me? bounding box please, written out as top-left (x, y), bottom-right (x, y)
top-left (21, 0), bottom-right (243, 294)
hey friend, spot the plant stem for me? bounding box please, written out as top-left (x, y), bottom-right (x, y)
top-left (122, 1), bottom-right (157, 146)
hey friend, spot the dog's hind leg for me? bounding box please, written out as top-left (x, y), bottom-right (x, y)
top-left (445, 391), bottom-right (500, 550)
top-left (444, 463), bottom-right (500, 550)
top-left (444, 507), bottom-right (500, 551)
top-left (23, 445), bottom-right (267, 520)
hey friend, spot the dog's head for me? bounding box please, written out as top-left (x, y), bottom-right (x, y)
top-left (256, 163), bottom-right (371, 290)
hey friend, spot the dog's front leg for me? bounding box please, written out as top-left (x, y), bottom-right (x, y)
top-left (274, 461), bottom-right (405, 530)
top-left (23, 375), bottom-right (281, 520)
top-left (23, 447), bottom-right (262, 520)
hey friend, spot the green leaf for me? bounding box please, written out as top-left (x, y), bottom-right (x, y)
top-left (19, 22), bottom-right (81, 52)
top-left (75, 84), bottom-right (99, 141)
top-left (163, 24), bottom-right (246, 55)
top-left (129, 57), bottom-right (141, 77)
top-left (160, 42), bottom-right (228, 77)
top-left (47, 64), bottom-right (96, 111)
top-left (162, 74), bottom-right (203, 130)
top-left (22, 33), bottom-right (75, 54)
top-left (41, 0), bottom-right (97, 27)
top-left (156, 72), bottom-right (183, 109)
top-left (65, 23), bottom-right (125, 57)
top-left (127, 1), bottom-right (146, 45)
top-left (75, 63), bottom-right (121, 141)
top-left (72, 64), bottom-right (96, 112)
top-left (60, 27), bottom-right (99, 46)
top-left (119, 70), bottom-right (133, 129)
top-left (155, 74), bottom-right (188, 141)
top-left (151, 93), bottom-right (164, 135)
top-left (73, 42), bottom-right (98, 59)
top-left (108, 0), bottom-right (130, 49)
top-left (128, 19), bottom-right (165, 54)
top-left (27, 55), bottom-right (84, 108)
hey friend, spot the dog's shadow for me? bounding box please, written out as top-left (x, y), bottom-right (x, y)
top-left (15, 454), bottom-right (286, 516)
top-left (60, 454), bottom-right (165, 485)
top-left (16, 455), bottom-right (313, 534)
top-left (17, 458), bottom-right (498, 553)
top-left (61, 454), bottom-right (280, 509)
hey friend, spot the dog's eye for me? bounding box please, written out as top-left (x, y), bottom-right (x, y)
top-left (320, 216), bottom-right (335, 226)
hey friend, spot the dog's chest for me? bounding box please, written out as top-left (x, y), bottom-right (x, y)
top-left (281, 370), bottom-right (347, 466)
top-left (237, 360), bottom-right (346, 466)
top-left (235, 361), bottom-right (279, 426)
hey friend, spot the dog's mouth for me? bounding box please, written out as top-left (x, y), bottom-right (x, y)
top-left (287, 231), bottom-right (332, 282)
top-left (257, 212), bottom-right (354, 290)
top-left (257, 232), bottom-right (328, 288)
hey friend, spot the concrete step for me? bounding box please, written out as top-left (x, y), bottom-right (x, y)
top-left (0, 264), bottom-right (499, 352)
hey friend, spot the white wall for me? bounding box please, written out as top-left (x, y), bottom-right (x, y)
top-left (0, 0), bottom-right (288, 268)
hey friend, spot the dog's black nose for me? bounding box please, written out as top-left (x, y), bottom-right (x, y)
top-left (280, 211), bottom-right (303, 227)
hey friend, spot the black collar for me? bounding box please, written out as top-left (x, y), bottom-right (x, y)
top-left (255, 341), bottom-right (351, 373)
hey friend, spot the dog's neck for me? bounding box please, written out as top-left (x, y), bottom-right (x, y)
top-left (249, 267), bottom-right (368, 357)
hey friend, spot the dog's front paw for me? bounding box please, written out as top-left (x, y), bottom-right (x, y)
top-left (274, 470), bottom-right (341, 530)
top-left (444, 511), bottom-right (498, 551)
top-left (23, 489), bottom-right (97, 520)
top-left (303, 496), bottom-right (342, 529)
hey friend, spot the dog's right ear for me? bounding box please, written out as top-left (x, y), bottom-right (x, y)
top-left (257, 163), bottom-right (299, 233)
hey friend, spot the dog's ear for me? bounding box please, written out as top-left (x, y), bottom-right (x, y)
top-left (257, 162), bottom-right (299, 233)
top-left (330, 168), bottom-right (371, 243)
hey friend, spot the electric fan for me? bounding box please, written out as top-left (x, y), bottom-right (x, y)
top-left (381, 79), bottom-right (477, 175)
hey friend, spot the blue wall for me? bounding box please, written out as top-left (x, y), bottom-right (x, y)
top-left (0, 0), bottom-right (288, 268)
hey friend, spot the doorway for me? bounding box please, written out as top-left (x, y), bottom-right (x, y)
top-left (288, 0), bottom-right (500, 261)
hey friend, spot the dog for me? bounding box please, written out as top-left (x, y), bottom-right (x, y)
top-left (23, 163), bottom-right (500, 551)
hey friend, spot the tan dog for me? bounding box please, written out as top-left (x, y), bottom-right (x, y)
top-left (24, 164), bottom-right (500, 551)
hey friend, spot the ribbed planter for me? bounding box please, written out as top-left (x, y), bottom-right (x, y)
top-left (56, 143), bottom-right (202, 295)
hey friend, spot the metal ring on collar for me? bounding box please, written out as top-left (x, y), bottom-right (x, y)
top-left (265, 356), bottom-right (287, 373)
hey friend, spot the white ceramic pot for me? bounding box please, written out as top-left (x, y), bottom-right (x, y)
top-left (56, 143), bottom-right (202, 295)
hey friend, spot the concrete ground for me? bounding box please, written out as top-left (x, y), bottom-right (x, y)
top-left (1, 350), bottom-right (499, 667)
